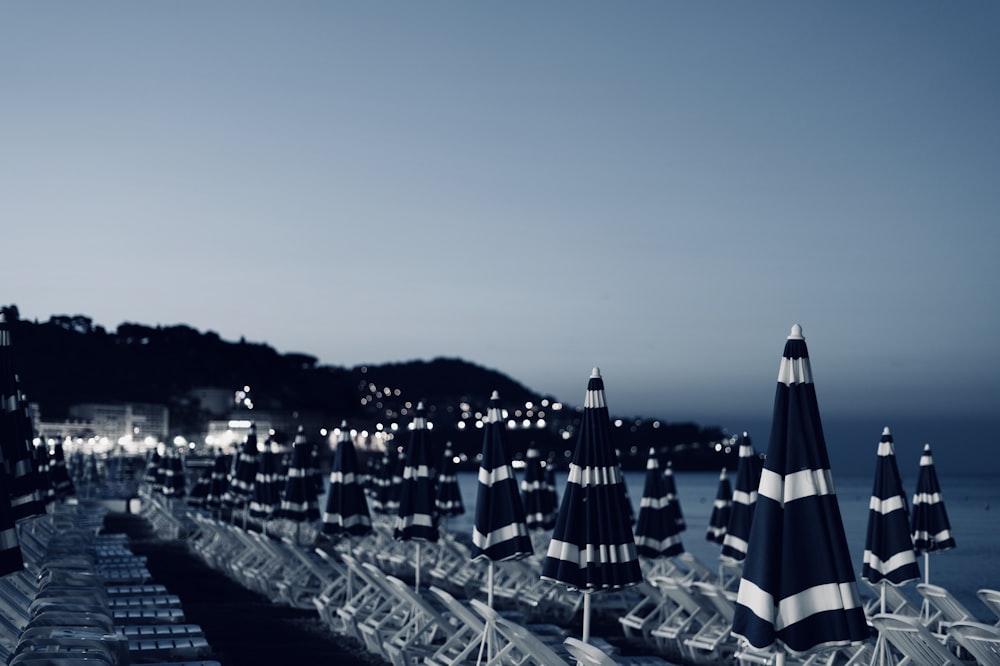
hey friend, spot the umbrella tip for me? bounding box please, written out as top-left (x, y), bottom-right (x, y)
top-left (490, 390), bottom-right (500, 400)
top-left (789, 323), bottom-right (804, 339)
top-left (591, 367), bottom-right (601, 378)
top-left (882, 426), bottom-right (891, 436)
top-left (340, 420), bottom-right (347, 428)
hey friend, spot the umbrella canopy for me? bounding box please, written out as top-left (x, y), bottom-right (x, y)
top-left (33, 443), bottom-right (55, 508)
top-left (435, 443), bottom-right (465, 518)
top-left (910, 443), bottom-right (955, 556)
top-left (663, 461), bottom-right (685, 532)
top-left (249, 441), bottom-right (283, 523)
top-left (226, 424), bottom-right (260, 510)
top-left (521, 447), bottom-right (557, 530)
top-left (279, 426), bottom-right (321, 524)
top-left (721, 432), bottom-right (762, 563)
top-left (394, 401), bottom-right (439, 543)
top-left (0, 314), bottom-right (44, 522)
top-left (322, 421), bottom-right (373, 538)
top-left (205, 453), bottom-right (231, 512)
top-left (732, 324), bottom-right (868, 655)
top-left (542, 368), bottom-right (641, 603)
top-left (862, 426), bottom-right (920, 587)
top-left (368, 449), bottom-right (391, 514)
top-left (472, 391), bottom-right (532, 563)
top-left (162, 449), bottom-right (187, 499)
top-left (706, 468), bottom-right (733, 545)
top-left (384, 438), bottom-right (407, 516)
top-left (187, 466), bottom-right (212, 509)
top-left (634, 447), bottom-right (685, 559)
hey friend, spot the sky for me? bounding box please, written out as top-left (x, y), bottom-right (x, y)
top-left (2, 2), bottom-right (998, 472)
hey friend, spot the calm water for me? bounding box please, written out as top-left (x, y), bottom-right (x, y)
top-left (432, 470), bottom-right (1000, 622)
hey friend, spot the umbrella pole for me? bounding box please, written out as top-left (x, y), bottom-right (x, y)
top-left (487, 561), bottom-right (495, 609)
top-left (921, 552), bottom-right (931, 622)
top-left (415, 542), bottom-right (421, 592)
top-left (582, 592), bottom-right (591, 643)
top-left (775, 648), bottom-right (785, 666)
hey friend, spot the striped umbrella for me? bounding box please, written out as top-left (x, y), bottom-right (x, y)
top-left (435, 443), bottom-right (465, 520)
top-left (541, 452), bottom-right (559, 522)
top-left (384, 438), bottom-right (407, 516)
top-left (472, 392), bottom-right (533, 601)
top-left (368, 449), bottom-right (391, 514)
top-left (521, 447), bottom-right (557, 530)
top-left (706, 468), bottom-right (733, 545)
top-left (322, 421), bottom-right (373, 538)
top-left (634, 447), bottom-right (685, 559)
top-left (279, 426), bottom-right (321, 527)
top-left (910, 442), bottom-right (955, 598)
top-left (162, 449), bottom-right (187, 500)
top-left (205, 453), bottom-right (231, 514)
top-left (0, 314), bottom-right (44, 522)
top-left (663, 460), bottom-right (685, 532)
top-left (721, 432), bottom-right (761, 563)
top-left (863, 426), bottom-right (920, 666)
top-left (33, 443), bottom-right (55, 509)
top-left (541, 368), bottom-right (642, 644)
top-left (732, 324), bottom-right (868, 656)
top-left (187, 465), bottom-right (212, 509)
top-left (226, 424), bottom-right (260, 517)
top-left (394, 401), bottom-right (440, 591)
top-left (249, 440), bottom-right (283, 525)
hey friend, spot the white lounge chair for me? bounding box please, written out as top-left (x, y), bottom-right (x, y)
top-left (917, 583), bottom-right (979, 635)
top-left (978, 589), bottom-right (1000, 627)
top-left (947, 621), bottom-right (1000, 666)
top-left (871, 613), bottom-right (966, 665)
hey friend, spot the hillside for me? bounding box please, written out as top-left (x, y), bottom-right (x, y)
top-left (3, 304), bottom-right (731, 470)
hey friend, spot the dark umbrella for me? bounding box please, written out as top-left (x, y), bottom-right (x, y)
top-left (634, 447), bottom-right (685, 560)
top-left (394, 401), bottom-right (439, 590)
top-left (472, 391), bottom-right (533, 602)
top-left (279, 426), bottom-right (321, 541)
top-left (521, 447), bottom-right (557, 530)
top-left (732, 325), bottom-right (868, 658)
top-left (435, 443), bottom-right (465, 523)
top-left (663, 461), bottom-right (685, 532)
top-left (0, 314), bottom-right (44, 522)
top-left (205, 453), bottom-right (231, 515)
top-left (862, 426), bottom-right (920, 666)
top-left (541, 368), bottom-right (642, 644)
top-left (721, 432), bottom-right (761, 564)
top-left (368, 449), bottom-right (391, 515)
top-left (33, 442), bottom-right (55, 509)
top-left (910, 442), bottom-right (955, 618)
top-left (706, 468), bottom-right (732, 545)
top-left (187, 466), bottom-right (212, 509)
top-left (162, 448), bottom-right (187, 500)
top-left (322, 421), bottom-right (373, 538)
top-left (249, 440), bottom-right (283, 526)
top-left (226, 423), bottom-right (260, 523)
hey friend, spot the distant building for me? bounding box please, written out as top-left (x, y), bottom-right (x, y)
top-left (65, 402), bottom-right (170, 442)
top-left (188, 387), bottom-right (234, 417)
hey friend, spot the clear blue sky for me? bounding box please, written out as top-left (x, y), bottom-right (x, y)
top-left (2, 3), bottom-right (998, 471)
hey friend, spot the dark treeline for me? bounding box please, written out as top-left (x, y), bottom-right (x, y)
top-left (3, 304), bottom-right (733, 470)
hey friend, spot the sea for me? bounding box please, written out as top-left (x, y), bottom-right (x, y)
top-left (431, 469), bottom-right (999, 623)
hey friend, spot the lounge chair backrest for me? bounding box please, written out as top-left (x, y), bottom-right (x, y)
top-left (917, 583), bottom-right (976, 624)
top-left (978, 589), bottom-right (1000, 626)
top-left (563, 636), bottom-right (616, 665)
top-left (947, 621), bottom-right (1000, 666)
top-left (871, 613), bottom-right (964, 665)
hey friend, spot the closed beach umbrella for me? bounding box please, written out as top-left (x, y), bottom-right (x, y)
top-left (226, 424), bottom-right (260, 514)
top-left (435, 443), bottom-right (465, 520)
top-left (368, 449), bottom-right (391, 514)
top-left (634, 447), bottom-right (685, 560)
top-left (472, 392), bottom-right (533, 598)
top-left (910, 443), bottom-right (955, 595)
top-left (862, 426), bottom-right (920, 588)
top-left (541, 368), bottom-right (642, 644)
top-left (721, 432), bottom-right (761, 563)
top-left (205, 453), bottom-right (231, 514)
top-left (521, 447), bottom-right (557, 530)
top-left (249, 441), bottom-right (282, 524)
top-left (732, 324), bottom-right (868, 656)
top-left (163, 449), bottom-right (187, 500)
top-left (279, 426), bottom-right (321, 525)
top-left (33, 443), bottom-right (55, 508)
top-left (322, 421), bottom-right (372, 538)
top-left (395, 401), bottom-right (440, 590)
top-left (0, 314), bottom-right (44, 521)
top-left (706, 468), bottom-right (732, 545)
top-left (187, 466), bottom-right (212, 509)
top-left (384, 439), bottom-right (407, 516)
top-left (663, 460), bottom-right (685, 532)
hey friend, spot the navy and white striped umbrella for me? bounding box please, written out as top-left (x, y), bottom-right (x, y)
top-left (49, 440), bottom-right (76, 500)
top-left (721, 432), bottom-right (761, 563)
top-left (663, 460), bottom-right (685, 532)
top-left (732, 325), bottom-right (868, 655)
top-left (541, 368), bottom-right (642, 643)
top-left (33, 443), bottom-right (55, 508)
top-left (0, 314), bottom-right (44, 522)
top-left (395, 401), bottom-right (440, 590)
top-left (226, 424), bottom-right (260, 511)
top-left (205, 453), bottom-right (231, 513)
top-left (862, 426), bottom-right (920, 588)
top-left (279, 426), bottom-right (321, 525)
top-left (634, 447), bottom-right (685, 559)
top-left (435, 443), bottom-right (465, 519)
top-left (472, 391), bottom-right (532, 565)
top-left (706, 468), bottom-right (733, 545)
top-left (187, 466), bottom-right (212, 509)
top-left (521, 447), bottom-right (557, 530)
top-left (322, 421), bottom-right (373, 538)
top-left (910, 442), bottom-right (955, 590)
top-left (0, 470), bottom-right (22, 575)
top-left (368, 449), bottom-right (391, 514)
top-left (384, 439), bottom-right (408, 516)
top-left (162, 449), bottom-right (187, 500)
top-left (249, 441), bottom-right (283, 524)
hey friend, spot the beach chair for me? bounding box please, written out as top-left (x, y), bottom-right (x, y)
top-left (619, 581), bottom-right (670, 642)
top-left (871, 613), bottom-right (966, 665)
top-left (862, 580), bottom-right (923, 620)
top-left (917, 583), bottom-right (979, 634)
top-left (379, 574), bottom-right (457, 666)
top-left (648, 576), bottom-right (715, 662)
top-left (326, 554), bottom-right (396, 642)
top-left (425, 586), bottom-right (491, 666)
top-left (469, 598), bottom-right (571, 666)
top-left (683, 581), bottom-right (738, 663)
top-left (978, 589), bottom-right (1000, 626)
top-left (564, 636), bottom-right (672, 666)
top-left (947, 621), bottom-right (1000, 665)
